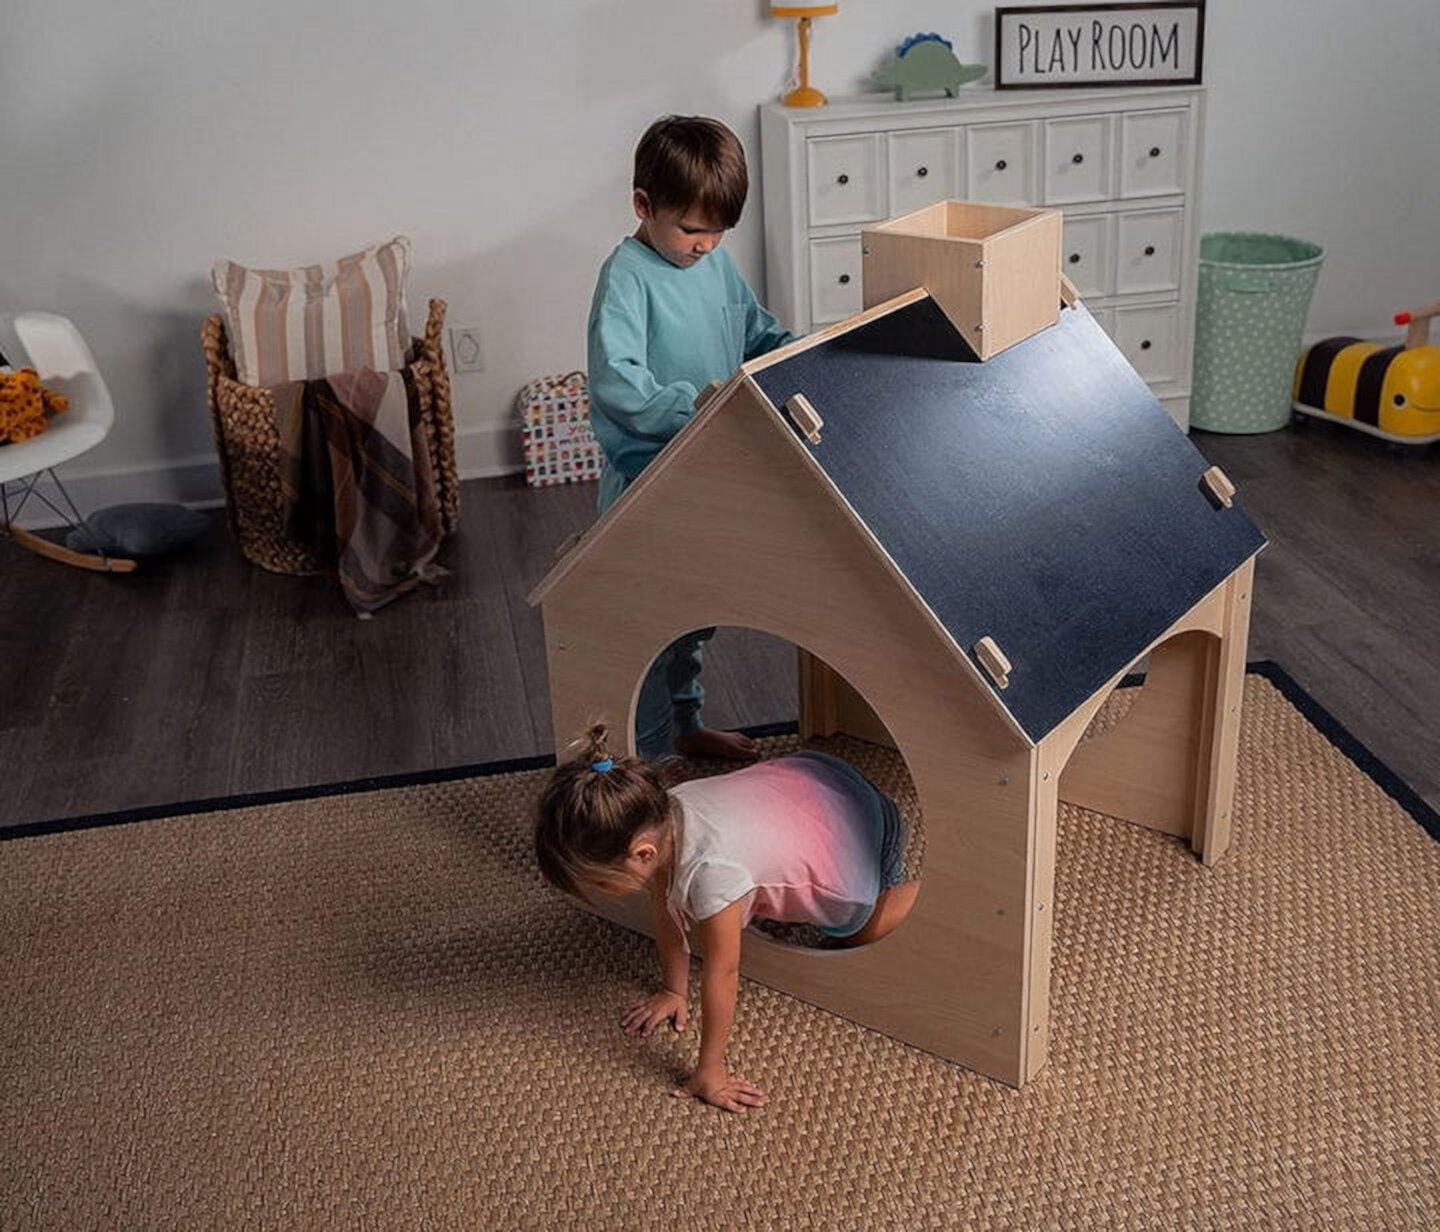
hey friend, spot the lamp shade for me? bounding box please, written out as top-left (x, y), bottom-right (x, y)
top-left (771, 3), bottom-right (838, 15)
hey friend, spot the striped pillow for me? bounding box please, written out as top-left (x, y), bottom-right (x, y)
top-left (211, 236), bottom-right (412, 387)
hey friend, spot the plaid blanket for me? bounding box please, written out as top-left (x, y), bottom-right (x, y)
top-left (274, 367), bottom-right (447, 615)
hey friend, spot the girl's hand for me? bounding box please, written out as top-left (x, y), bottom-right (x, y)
top-left (672, 1066), bottom-right (766, 1114)
top-left (621, 989), bottom-right (689, 1038)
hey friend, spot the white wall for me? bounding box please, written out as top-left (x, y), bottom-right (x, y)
top-left (1196, 0), bottom-right (1440, 338)
top-left (2, 0), bottom-right (1436, 504)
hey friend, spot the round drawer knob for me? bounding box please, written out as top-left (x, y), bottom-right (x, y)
top-left (1149, 146), bottom-right (1162, 158)
top-left (916, 165), bottom-right (929, 178)
top-left (1072, 152), bottom-right (1084, 165)
top-left (1144, 245), bottom-right (1156, 257)
top-left (995, 159), bottom-right (1008, 171)
top-left (838, 274), bottom-right (851, 285)
top-left (1140, 339), bottom-right (1153, 350)
top-left (837, 173), bottom-right (850, 186)
top-left (1068, 253), bottom-right (1081, 265)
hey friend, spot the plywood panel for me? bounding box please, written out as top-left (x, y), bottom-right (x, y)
top-left (1060, 631), bottom-right (1217, 838)
top-left (540, 379), bottom-right (1052, 1084)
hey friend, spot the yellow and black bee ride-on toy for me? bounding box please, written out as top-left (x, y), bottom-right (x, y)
top-left (1292, 301), bottom-right (1440, 445)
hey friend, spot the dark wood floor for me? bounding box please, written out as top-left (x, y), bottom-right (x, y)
top-left (1199, 422), bottom-right (1440, 808)
top-left (2, 416), bottom-right (1436, 828)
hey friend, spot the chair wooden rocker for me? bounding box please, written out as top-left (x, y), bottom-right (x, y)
top-left (0, 312), bottom-right (136, 572)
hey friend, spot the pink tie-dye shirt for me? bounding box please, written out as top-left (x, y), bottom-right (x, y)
top-left (667, 755), bottom-right (885, 943)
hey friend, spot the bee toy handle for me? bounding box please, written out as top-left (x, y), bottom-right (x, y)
top-left (1395, 302), bottom-right (1440, 349)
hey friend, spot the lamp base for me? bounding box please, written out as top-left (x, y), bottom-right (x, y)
top-left (781, 84), bottom-right (829, 108)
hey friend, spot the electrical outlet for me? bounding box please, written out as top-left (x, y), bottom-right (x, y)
top-left (450, 325), bottom-right (484, 373)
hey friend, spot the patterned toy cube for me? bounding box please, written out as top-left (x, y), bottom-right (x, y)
top-left (517, 371), bottom-right (601, 488)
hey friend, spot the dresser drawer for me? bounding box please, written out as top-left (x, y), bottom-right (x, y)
top-left (808, 236), bottom-right (864, 324)
top-left (887, 129), bottom-right (958, 218)
top-left (965, 122), bottom-right (1035, 205)
top-left (1115, 208), bottom-right (1183, 294)
top-left (1062, 214), bottom-right (1113, 299)
top-left (1042, 115), bottom-right (1112, 204)
top-left (1119, 109), bottom-right (1189, 198)
top-left (807, 135), bottom-right (885, 227)
top-left (1113, 303), bottom-right (1181, 385)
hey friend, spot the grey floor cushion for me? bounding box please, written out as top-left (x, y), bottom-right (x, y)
top-left (67, 503), bottom-right (210, 558)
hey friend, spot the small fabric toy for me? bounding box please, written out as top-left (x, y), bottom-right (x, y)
top-left (0, 367), bottom-right (69, 444)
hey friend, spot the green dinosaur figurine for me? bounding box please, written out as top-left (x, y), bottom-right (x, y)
top-left (876, 33), bottom-right (987, 102)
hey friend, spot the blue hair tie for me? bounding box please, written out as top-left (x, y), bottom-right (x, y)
top-left (590, 758), bottom-right (614, 773)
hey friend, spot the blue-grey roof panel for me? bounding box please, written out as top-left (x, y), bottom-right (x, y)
top-left (751, 297), bottom-right (1266, 743)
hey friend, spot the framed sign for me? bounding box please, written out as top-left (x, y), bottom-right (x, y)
top-left (995, 3), bottom-right (1205, 89)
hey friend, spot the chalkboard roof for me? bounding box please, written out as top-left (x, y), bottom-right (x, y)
top-left (749, 295), bottom-right (1266, 743)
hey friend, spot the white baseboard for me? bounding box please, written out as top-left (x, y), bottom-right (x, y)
top-left (456, 419), bottom-right (525, 479)
top-left (6, 422), bottom-right (525, 530)
top-left (5, 455), bottom-right (227, 530)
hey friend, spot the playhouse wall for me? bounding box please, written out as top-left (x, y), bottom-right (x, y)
top-left (539, 378), bottom-right (1059, 1082)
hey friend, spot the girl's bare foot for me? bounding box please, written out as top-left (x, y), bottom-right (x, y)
top-left (673, 728), bottom-right (760, 761)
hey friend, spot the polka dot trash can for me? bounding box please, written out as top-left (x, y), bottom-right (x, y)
top-left (1191, 232), bottom-right (1324, 433)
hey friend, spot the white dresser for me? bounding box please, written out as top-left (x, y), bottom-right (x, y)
top-left (759, 86), bottom-right (1205, 429)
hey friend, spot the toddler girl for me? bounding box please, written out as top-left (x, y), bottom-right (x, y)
top-left (534, 725), bottom-right (918, 1113)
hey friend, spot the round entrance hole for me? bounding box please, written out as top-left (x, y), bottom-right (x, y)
top-left (631, 626), bottom-right (926, 950)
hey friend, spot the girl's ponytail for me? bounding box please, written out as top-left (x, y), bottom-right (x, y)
top-left (579, 724), bottom-right (615, 773)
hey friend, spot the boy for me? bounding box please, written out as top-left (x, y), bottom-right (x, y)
top-left (587, 114), bottom-right (794, 762)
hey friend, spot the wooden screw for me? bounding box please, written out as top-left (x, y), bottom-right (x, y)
top-left (974, 636), bottom-right (1012, 689)
top-left (1200, 465), bottom-right (1237, 509)
top-left (695, 379), bottom-right (726, 411)
top-left (784, 393), bottom-right (824, 445)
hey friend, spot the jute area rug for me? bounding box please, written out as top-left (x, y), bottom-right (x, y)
top-left (2, 666), bottom-right (1437, 1230)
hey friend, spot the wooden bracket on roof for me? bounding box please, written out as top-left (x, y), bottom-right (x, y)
top-left (785, 393), bottom-right (824, 445)
top-left (696, 379), bottom-right (727, 411)
top-left (1200, 465), bottom-right (1236, 510)
top-left (554, 530), bottom-right (584, 560)
top-left (974, 636), bottom-right (1012, 690)
top-left (1059, 272), bottom-right (1079, 308)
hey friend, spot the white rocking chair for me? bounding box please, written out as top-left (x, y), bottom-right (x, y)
top-left (0, 312), bottom-right (135, 572)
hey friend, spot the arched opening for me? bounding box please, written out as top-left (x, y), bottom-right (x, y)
top-left (1071, 656), bottom-right (1148, 746)
top-left (1058, 630), bottom-right (1222, 843)
top-left (629, 625), bottom-right (926, 950)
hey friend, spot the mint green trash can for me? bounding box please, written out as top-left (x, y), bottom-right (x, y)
top-left (1191, 232), bottom-right (1324, 433)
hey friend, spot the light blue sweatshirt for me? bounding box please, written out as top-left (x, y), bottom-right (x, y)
top-left (586, 236), bottom-right (792, 509)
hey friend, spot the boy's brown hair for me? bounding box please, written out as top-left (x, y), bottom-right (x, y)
top-left (633, 115), bottom-right (749, 230)
top-left (534, 724), bottom-right (673, 896)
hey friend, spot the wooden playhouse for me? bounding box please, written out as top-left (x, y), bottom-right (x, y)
top-left (529, 203), bottom-right (1266, 1087)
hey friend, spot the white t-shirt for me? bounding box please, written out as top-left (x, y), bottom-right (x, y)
top-left (666, 754), bottom-right (886, 942)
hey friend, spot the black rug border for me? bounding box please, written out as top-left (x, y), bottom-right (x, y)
top-left (2, 664), bottom-right (1435, 845)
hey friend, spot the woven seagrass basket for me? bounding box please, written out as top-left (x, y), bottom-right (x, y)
top-left (201, 297), bottom-right (461, 576)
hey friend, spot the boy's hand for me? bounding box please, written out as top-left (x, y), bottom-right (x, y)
top-left (622, 989), bottom-right (689, 1037)
top-left (672, 1066), bottom-right (766, 1114)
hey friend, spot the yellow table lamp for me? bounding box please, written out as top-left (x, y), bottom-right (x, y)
top-left (772, 2), bottom-right (839, 108)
